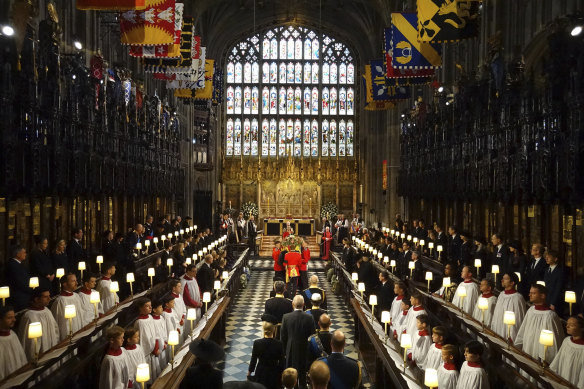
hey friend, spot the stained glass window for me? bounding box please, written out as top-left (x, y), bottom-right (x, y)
top-left (226, 25), bottom-right (356, 158)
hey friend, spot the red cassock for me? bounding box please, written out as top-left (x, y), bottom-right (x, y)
top-left (282, 231), bottom-right (291, 239)
top-left (284, 251), bottom-right (302, 278)
top-left (273, 248), bottom-right (283, 271)
top-left (300, 248), bottom-right (310, 271)
top-left (321, 231), bottom-right (332, 260)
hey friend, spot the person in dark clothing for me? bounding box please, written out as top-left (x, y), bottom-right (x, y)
top-left (544, 249), bottom-right (567, 315)
top-left (318, 330), bottom-right (361, 389)
top-left (410, 251), bottom-right (424, 282)
top-left (269, 278), bottom-right (292, 299)
top-left (29, 237), bottom-right (55, 292)
top-left (447, 225), bottom-right (462, 263)
top-left (491, 233), bottom-right (511, 275)
top-left (341, 238), bottom-right (357, 272)
top-left (508, 240), bottom-right (527, 275)
top-left (101, 230), bottom-right (116, 262)
top-left (197, 254), bottom-right (216, 296)
top-left (306, 294), bottom-right (327, 329)
top-left (180, 339), bottom-right (224, 389)
top-left (521, 243), bottom-right (548, 298)
top-left (398, 242), bottom-right (413, 279)
top-left (459, 231), bottom-right (475, 268)
top-left (66, 227), bottom-right (87, 275)
top-left (265, 281), bottom-right (293, 323)
top-left (307, 313), bottom-right (333, 364)
top-left (376, 270), bottom-right (394, 319)
top-left (356, 256), bottom-right (378, 296)
top-left (248, 321), bottom-right (285, 388)
top-left (6, 245), bottom-right (33, 311)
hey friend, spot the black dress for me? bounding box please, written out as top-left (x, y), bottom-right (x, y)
top-left (30, 248), bottom-right (54, 291)
top-left (180, 363), bottom-right (223, 389)
top-left (248, 337), bottom-right (285, 389)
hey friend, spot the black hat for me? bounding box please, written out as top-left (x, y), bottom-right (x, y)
top-left (260, 313), bottom-right (279, 325)
top-left (189, 338), bottom-right (225, 362)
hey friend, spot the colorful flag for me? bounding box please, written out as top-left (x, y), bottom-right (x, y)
top-left (77, 0), bottom-right (146, 10)
top-left (128, 3), bottom-right (183, 57)
top-left (143, 16), bottom-right (194, 72)
top-left (390, 13), bottom-right (442, 69)
top-left (120, 0), bottom-right (175, 45)
top-left (417, 0), bottom-right (481, 43)
top-left (384, 27), bottom-right (435, 80)
top-left (366, 60), bottom-right (410, 102)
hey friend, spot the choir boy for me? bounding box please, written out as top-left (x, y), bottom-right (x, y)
top-left (389, 281), bottom-right (407, 333)
top-left (456, 340), bottom-right (489, 389)
top-left (392, 296), bottom-right (411, 341)
top-left (471, 279), bottom-right (497, 326)
top-left (403, 292), bottom-right (427, 339)
top-left (18, 288), bottom-right (59, 362)
top-left (550, 316), bottom-right (584, 387)
top-left (451, 266), bottom-right (479, 315)
top-left (123, 327), bottom-right (146, 388)
top-left (490, 273), bottom-right (526, 342)
top-left (409, 314), bottom-right (432, 367)
top-left (423, 326), bottom-right (447, 371)
top-left (135, 298), bottom-right (162, 381)
top-left (77, 272), bottom-right (104, 326)
top-left (99, 325), bottom-right (132, 389)
top-left (96, 262), bottom-right (119, 312)
top-left (151, 299), bottom-right (169, 368)
top-left (437, 344), bottom-right (459, 389)
top-left (0, 306), bottom-right (27, 381)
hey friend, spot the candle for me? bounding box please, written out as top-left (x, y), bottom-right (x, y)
top-left (383, 255), bottom-right (389, 263)
top-left (442, 277), bottom-right (451, 288)
top-left (222, 271), bottom-right (229, 280)
top-left (203, 292), bottom-right (211, 317)
top-left (214, 280), bottom-right (221, 291)
top-left (425, 271), bottom-right (433, 290)
top-left (400, 333), bottom-right (412, 372)
top-left (503, 310), bottom-right (516, 348)
top-left (477, 297), bottom-right (489, 326)
top-left (167, 258), bottom-right (173, 276)
top-left (539, 329), bottom-right (554, 364)
top-left (28, 321), bottom-right (43, 363)
top-left (492, 264), bottom-right (499, 284)
top-left (358, 282), bottom-right (365, 299)
top-left (90, 290), bottom-right (100, 320)
top-left (351, 273), bottom-right (358, 282)
top-left (135, 242), bottom-right (142, 251)
top-left (127, 272), bottom-right (135, 296)
top-left (64, 304), bottom-right (76, 319)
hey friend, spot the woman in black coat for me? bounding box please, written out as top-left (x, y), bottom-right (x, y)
top-left (30, 236), bottom-right (55, 292)
top-left (248, 321), bottom-right (285, 388)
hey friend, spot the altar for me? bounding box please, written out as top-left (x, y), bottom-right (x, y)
top-left (263, 218), bottom-right (315, 236)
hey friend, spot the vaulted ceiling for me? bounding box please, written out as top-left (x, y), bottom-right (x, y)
top-left (186, 0), bottom-right (398, 66)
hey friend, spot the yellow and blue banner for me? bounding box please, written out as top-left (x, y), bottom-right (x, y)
top-left (363, 60), bottom-right (410, 110)
top-left (417, 0), bottom-right (481, 43)
top-left (390, 13), bottom-right (442, 69)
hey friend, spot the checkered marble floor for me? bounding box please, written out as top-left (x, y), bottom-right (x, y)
top-left (221, 260), bottom-right (370, 386)
top-left (248, 257), bottom-right (328, 271)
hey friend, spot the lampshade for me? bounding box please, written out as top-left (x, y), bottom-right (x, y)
top-left (203, 248), bottom-right (208, 254)
top-left (420, 239), bottom-right (425, 246)
top-left (135, 243), bottom-right (142, 250)
top-left (161, 235), bottom-right (166, 241)
top-left (384, 256), bottom-right (389, 263)
top-left (214, 280), bottom-right (221, 290)
top-left (194, 225), bottom-right (198, 230)
top-left (358, 282), bottom-right (365, 292)
top-left (381, 311), bottom-right (391, 324)
top-left (565, 291), bottom-right (577, 303)
top-left (425, 271), bottom-right (433, 281)
top-left (144, 240), bottom-right (150, 247)
top-left (351, 236), bottom-right (356, 241)
top-left (166, 258), bottom-right (173, 266)
top-left (167, 233), bottom-right (172, 239)
top-left (153, 237), bottom-right (159, 244)
top-left (400, 333), bottom-right (412, 348)
top-left (539, 329), bottom-right (554, 347)
top-left (185, 258), bottom-right (192, 265)
top-left (442, 277), bottom-right (451, 287)
top-left (408, 261), bottom-right (415, 269)
top-left (29, 277), bottom-right (39, 289)
top-left (400, 233), bottom-right (405, 239)
top-left (28, 322), bottom-right (42, 339)
top-left (457, 285), bottom-right (467, 297)
top-left (390, 229), bottom-right (395, 235)
top-left (135, 363), bottom-right (150, 383)
top-left (437, 245), bottom-right (443, 252)
top-left (222, 271), bottom-right (229, 279)
top-left (424, 368), bottom-right (439, 388)
top-left (90, 290), bottom-right (100, 304)
top-left (377, 252), bottom-right (383, 259)
top-left (64, 304), bottom-right (76, 319)
top-left (168, 330), bottom-right (179, 346)
top-left (78, 261), bottom-right (86, 271)
top-left (186, 308), bottom-right (197, 320)
top-left (515, 272), bottom-right (522, 282)
top-left (474, 258), bottom-right (481, 267)
top-left (536, 280), bottom-right (546, 287)
top-left (492, 264), bottom-right (499, 274)
top-left (193, 254), bottom-right (198, 262)
top-left (372, 249), bottom-right (378, 256)
top-left (503, 311), bottom-right (516, 325)
top-left (428, 242), bottom-right (434, 249)
top-left (0, 286), bottom-right (9, 299)
top-left (198, 250), bottom-right (203, 257)
top-left (203, 292), bottom-right (211, 303)
top-left (56, 268), bottom-right (65, 278)
top-left (180, 229), bottom-right (185, 235)
top-left (148, 268), bottom-right (155, 277)
top-left (477, 297), bottom-right (489, 310)
top-left (352, 273), bottom-right (358, 281)
top-left (407, 235), bottom-right (412, 241)
top-left (174, 231), bottom-right (179, 237)
top-left (126, 273), bottom-right (135, 283)
top-left (413, 237), bottom-right (418, 243)
top-left (394, 231), bottom-right (399, 236)
top-left (390, 259), bottom-right (396, 267)
top-left (110, 281), bottom-right (119, 293)
top-left (369, 295), bottom-right (377, 305)
top-left (96, 255), bottom-right (104, 264)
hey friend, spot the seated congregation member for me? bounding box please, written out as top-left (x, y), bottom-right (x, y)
top-left (409, 314), bottom-right (432, 367)
top-left (180, 339), bottom-right (224, 389)
top-left (77, 272), bottom-right (104, 326)
top-left (169, 279), bottom-right (186, 334)
top-left (389, 281), bottom-right (407, 328)
top-left (0, 306), bottom-right (27, 381)
top-left (456, 340), bottom-right (489, 389)
top-left (423, 326), bottom-right (447, 371)
top-left (490, 272), bottom-right (526, 342)
top-left (99, 325), bottom-right (132, 389)
top-left (96, 262), bottom-right (119, 312)
top-left (432, 262), bottom-right (458, 303)
top-left (392, 296), bottom-right (411, 341)
top-left (437, 344), bottom-right (459, 389)
top-left (51, 273), bottom-right (84, 341)
top-left (515, 284), bottom-right (564, 363)
top-left (123, 327), bottom-right (146, 388)
top-left (135, 298), bottom-right (162, 381)
top-left (18, 288), bottom-right (59, 362)
top-left (306, 294), bottom-right (327, 329)
top-left (302, 275), bottom-right (327, 310)
top-left (471, 278), bottom-right (497, 326)
top-left (265, 280), bottom-right (293, 324)
top-left (543, 250), bottom-right (567, 314)
top-left (6, 245), bottom-right (33, 311)
top-left (182, 264), bottom-right (203, 324)
top-left (550, 316), bottom-right (584, 387)
top-left (317, 330), bottom-right (361, 389)
top-left (451, 266), bottom-right (479, 315)
top-left (247, 321), bottom-right (285, 388)
top-left (307, 314), bottom-right (333, 364)
top-left (403, 292), bottom-right (427, 338)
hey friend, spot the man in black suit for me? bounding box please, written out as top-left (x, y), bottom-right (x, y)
top-left (66, 227), bottom-right (87, 275)
top-left (247, 215), bottom-right (257, 255)
top-left (356, 256), bottom-right (378, 296)
top-left (318, 330), bottom-right (361, 389)
top-left (543, 249), bottom-right (567, 315)
top-left (161, 241), bottom-right (176, 276)
top-left (520, 243), bottom-right (548, 297)
top-left (281, 295), bottom-right (315, 389)
top-left (491, 233), bottom-right (511, 274)
top-left (265, 281), bottom-right (293, 323)
top-left (6, 245), bottom-right (33, 311)
top-left (341, 238), bottom-right (357, 272)
top-left (447, 225), bottom-right (462, 263)
top-left (410, 251), bottom-right (424, 282)
top-left (417, 220), bottom-right (428, 242)
top-left (434, 224), bottom-right (449, 252)
top-left (398, 242), bottom-right (413, 279)
top-left (459, 231), bottom-right (474, 268)
top-left (376, 270), bottom-right (394, 320)
top-left (197, 254), bottom-right (216, 296)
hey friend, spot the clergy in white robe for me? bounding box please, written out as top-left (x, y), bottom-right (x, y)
top-left (123, 327), bottom-right (146, 387)
top-left (550, 317), bottom-right (584, 388)
top-left (515, 284), bottom-right (564, 362)
top-left (96, 265), bottom-right (119, 313)
top-left (99, 326), bottom-right (131, 389)
top-left (437, 344), bottom-right (459, 389)
top-left (471, 279), bottom-right (497, 327)
top-left (181, 265), bottom-right (202, 333)
top-left (490, 273), bottom-right (526, 342)
top-left (17, 289), bottom-right (60, 362)
top-left (77, 274), bottom-right (104, 326)
top-left (0, 307), bottom-right (28, 381)
top-left (51, 274), bottom-right (85, 341)
top-left (451, 267), bottom-right (480, 315)
top-left (135, 300), bottom-right (162, 382)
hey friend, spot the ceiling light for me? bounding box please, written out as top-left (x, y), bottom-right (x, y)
top-left (74, 40), bottom-right (83, 50)
top-left (2, 25), bottom-right (14, 36)
top-left (571, 25), bottom-right (583, 36)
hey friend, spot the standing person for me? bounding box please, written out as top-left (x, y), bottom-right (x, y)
top-left (6, 245), bottom-right (33, 311)
top-left (281, 295), bottom-right (316, 389)
top-left (123, 327), bottom-right (146, 388)
top-left (77, 273), bottom-right (104, 326)
top-left (247, 321), bottom-right (285, 388)
top-left (29, 237), bottom-right (55, 292)
top-left (520, 243), bottom-right (548, 298)
top-left (356, 256), bottom-right (378, 297)
top-left (451, 266), bottom-right (480, 315)
top-left (389, 282), bottom-right (407, 328)
top-left (299, 238), bottom-right (310, 291)
top-left (318, 330), bottom-right (361, 389)
top-left (197, 254), bottom-right (216, 297)
top-left (237, 212), bottom-right (246, 241)
top-left (96, 262), bottom-right (119, 313)
top-left (51, 273), bottom-right (85, 340)
top-left (309, 361), bottom-right (330, 389)
top-left (550, 316), bottom-right (584, 387)
top-left (102, 230), bottom-right (116, 262)
top-left (66, 227), bottom-right (87, 275)
top-left (247, 215), bottom-right (257, 256)
top-left (273, 238), bottom-right (285, 280)
top-left (135, 299), bottom-right (162, 382)
top-left (321, 227), bottom-right (332, 260)
top-left (99, 326), bottom-right (131, 389)
top-left (51, 239), bottom-right (69, 275)
top-left (491, 233), bottom-right (510, 275)
top-left (264, 281), bottom-right (293, 325)
top-left (398, 241), bottom-right (412, 279)
top-left (437, 344), bottom-right (459, 389)
top-left (0, 306), bottom-right (27, 381)
top-left (471, 279), bottom-right (497, 327)
top-left (490, 273), bottom-right (527, 342)
top-left (180, 339), bottom-right (224, 389)
top-left (447, 226), bottom-right (462, 263)
top-left (306, 294), bottom-right (327, 329)
top-left (182, 265), bottom-right (203, 325)
top-left (456, 341), bottom-right (489, 389)
top-left (17, 288), bottom-right (59, 362)
top-left (307, 314), bottom-right (333, 365)
top-left (302, 275), bottom-right (327, 310)
top-left (543, 250), bottom-right (567, 315)
top-left (508, 240), bottom-right (527, 275)
top-left (283, 246), bottom-right (303, 296)
top-left (169, 280), bottom-right (186, 335)
top-left (459, 232), bottom-right (474, 268)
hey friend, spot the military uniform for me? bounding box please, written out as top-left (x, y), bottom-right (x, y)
top-left (302, 287), bottom-right (327, 310)
top-left (306, 307), bottom-right (327, 329)
top-left (307, 330), bottom-right (332, 364)
top-left (319, 352), bottom-right (362, 389)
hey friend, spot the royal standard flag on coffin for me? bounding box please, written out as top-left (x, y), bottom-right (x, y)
top-left (390, 13), bottom-right (442, 69)
top-left (417, 0), bottom-right (481, 43)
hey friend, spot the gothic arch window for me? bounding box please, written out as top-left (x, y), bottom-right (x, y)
top-left (225, 25), bottom-right (356, 158)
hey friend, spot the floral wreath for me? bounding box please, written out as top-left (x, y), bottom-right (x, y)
top-left (282, 235), bottom-right (302, 252)
top-left (241, 201), bottom-right (259, 218)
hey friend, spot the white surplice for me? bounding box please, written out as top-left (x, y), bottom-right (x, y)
top-left (96, 277), bottom-right (119, 313)
top-left (515, 306), bottom-right (564, 362)
top-left (437, 363), bottom-right (459, 389)
top-left (152, 315), bottom-right (169, 368)
top-left (403, 306), bottom-right (427, 339)
top-left (550, 337), bottom-right (584, 388)
top-left (423, 343), bottom-right (443, 371)
top-left (0, 330), bottom-right (28, 381)
top-left (490, 289), bottom-right (526, 342)
top-left (50, 292), bottom-right (85, 341)
top-left (411, 330), bottom-right (432, 366)
top-left (451, 281), bottom-right (480, 315)
top-left (136, 315), bottom-right (162, 382)
top-left (17, 307), bottom-right (60, 362)
top-left (471, 294), bottom-right (497, 327)
top-left (98, 348), bottom-right (130, 389)
top-left (124, 344), bottom-right (146, 387)
top-left (455, 361), bottom-right (489, 389)
top-left (389, 295), bottom-right (404, 330)
top-left (77, 288), bottom-right (104, 326)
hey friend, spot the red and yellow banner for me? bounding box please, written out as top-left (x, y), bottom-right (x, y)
top-left (120, 0), bottom-right (175, 45)
top-left (77, 0), bottom-right (146, 10)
